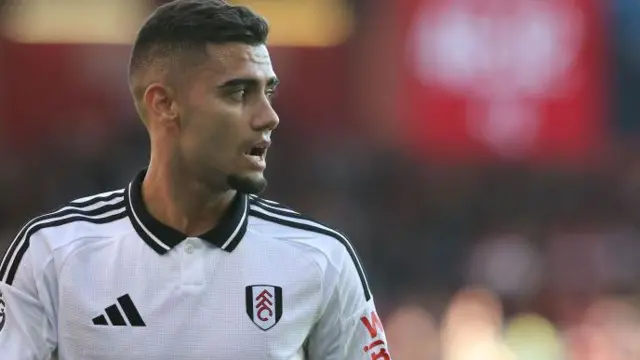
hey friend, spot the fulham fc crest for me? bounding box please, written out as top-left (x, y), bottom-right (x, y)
top-left (246, 285), bottom-right (283, 331)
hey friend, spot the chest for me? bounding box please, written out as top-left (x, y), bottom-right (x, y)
top-left (55, 241), bottom-right (321, 360)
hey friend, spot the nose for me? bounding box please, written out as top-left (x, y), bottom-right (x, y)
top-left (252, 99), bottom-right (280, 132)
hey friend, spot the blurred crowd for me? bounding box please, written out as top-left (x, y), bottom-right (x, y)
top-left (3, 0), bottom-right (640, 359)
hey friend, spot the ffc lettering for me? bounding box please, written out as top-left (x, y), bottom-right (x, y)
top-left (360, 311), bottom-right (390, 360)
top-left (256, 290), bottom-right (274, 321)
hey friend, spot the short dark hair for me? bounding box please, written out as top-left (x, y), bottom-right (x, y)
top-left (129, 0), bottom-right (269, 102)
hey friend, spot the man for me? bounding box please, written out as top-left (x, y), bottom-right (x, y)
top-left (0, 1), bottom-right (390, 359)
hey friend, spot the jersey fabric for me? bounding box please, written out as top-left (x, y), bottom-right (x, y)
top-left (0, 169), bottom-right (390, 360)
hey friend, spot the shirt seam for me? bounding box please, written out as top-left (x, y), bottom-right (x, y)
top-left (56, 235), bottom-right (125, 276)
top-left (271, 237), bottom-right (335, 322)
top-left (26, 247), bottom-right (55, 357)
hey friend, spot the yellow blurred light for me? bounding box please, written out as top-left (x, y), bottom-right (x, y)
top-left (225, 0), bottom-right (354, 47)
top-left (1, 0), bottom-right (151, 44)
top-left (504, 313), bottom-right (564, 360)
top-left (1, 0), bottom-right (353, 47)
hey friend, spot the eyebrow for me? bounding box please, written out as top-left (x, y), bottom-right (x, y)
top-left (218, 77), bottom-right (280, 89)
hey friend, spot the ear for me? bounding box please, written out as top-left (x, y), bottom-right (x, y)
top-left (142, 83), bottom-right (180, 126)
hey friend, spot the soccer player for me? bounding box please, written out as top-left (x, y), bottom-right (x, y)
top-left (0, 0), bottom-right (390, 359)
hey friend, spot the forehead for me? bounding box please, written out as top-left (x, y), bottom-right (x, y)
top-left (198, 43), bottom-right (276, 83)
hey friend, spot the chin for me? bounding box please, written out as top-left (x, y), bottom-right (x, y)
top-left (227, 173), bottom-right (267, 194)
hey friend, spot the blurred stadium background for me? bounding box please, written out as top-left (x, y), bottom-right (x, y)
top-left (2, 0), bottom-right (640, 359)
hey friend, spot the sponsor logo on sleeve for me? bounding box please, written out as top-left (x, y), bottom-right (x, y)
top-left (360, 311), bottom-right (390, 360)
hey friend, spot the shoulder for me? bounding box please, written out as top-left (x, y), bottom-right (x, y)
top-left (247, 194), bottom-right (372, 301)
top-left (20, 188), bottom-right (128, 245)
top-left (0, 189), bottom-right (129, 284)
top-left (247, 194), bottom-right (352, 256)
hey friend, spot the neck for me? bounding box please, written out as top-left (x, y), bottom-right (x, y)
top-left (141, 161), bottom-right (236, 237)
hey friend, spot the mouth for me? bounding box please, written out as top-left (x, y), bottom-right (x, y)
top-left (243, 141), bottom-right (270, 169)
top-left (247, 146), bottom-right (267, 158)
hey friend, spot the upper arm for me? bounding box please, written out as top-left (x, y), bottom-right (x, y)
top-left (0, 229), bottom-right (58, 360)
top-left (306, 243), bottom-right (390, 360)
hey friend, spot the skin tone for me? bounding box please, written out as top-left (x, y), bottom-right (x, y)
top-left (135, 43), bottom-right (280, 237)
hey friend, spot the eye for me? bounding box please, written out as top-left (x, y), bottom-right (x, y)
top-left (229, 88), bottom-right (247, 102)
top-left (265, 89), bottom-right (278, 102)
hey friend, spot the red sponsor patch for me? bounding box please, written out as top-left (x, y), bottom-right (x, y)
top-left (360, 311), bottom-right (390, 360)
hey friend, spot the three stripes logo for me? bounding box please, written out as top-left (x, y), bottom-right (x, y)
top-left (92, 294), bottom-right (146, 327)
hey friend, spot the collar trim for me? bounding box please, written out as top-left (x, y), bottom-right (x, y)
top-left (125, 170), bottom-right (248, 254)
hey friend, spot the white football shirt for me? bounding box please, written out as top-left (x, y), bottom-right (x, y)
top-left (0, 170), bottom-right (390, 360)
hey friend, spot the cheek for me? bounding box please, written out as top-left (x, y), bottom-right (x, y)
top-left (183, 110), bottom-right (241, 164)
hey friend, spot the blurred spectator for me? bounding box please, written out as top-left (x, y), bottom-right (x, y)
top-left (385, 304), bottom-right (440, 360)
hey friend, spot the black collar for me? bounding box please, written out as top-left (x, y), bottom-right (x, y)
top-left (125, 169), bottom-right (248, 254)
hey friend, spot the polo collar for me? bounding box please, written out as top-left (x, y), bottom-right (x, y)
top-left (125, 169), bottom-right (248, 254)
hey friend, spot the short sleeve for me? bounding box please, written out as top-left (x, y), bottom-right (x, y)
top-left (306, 245), bottom-right (390, 360)
top-left (0, 230), bottom-right (58, 360)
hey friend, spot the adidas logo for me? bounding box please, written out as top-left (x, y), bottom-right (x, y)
top-left (92, 294), bottom-right (146, 327)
